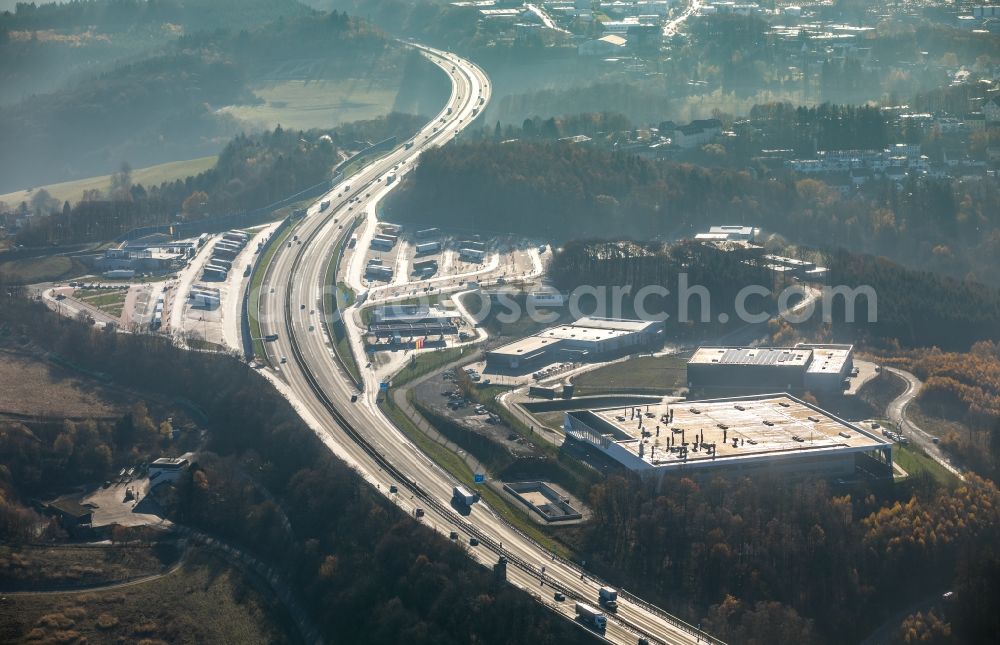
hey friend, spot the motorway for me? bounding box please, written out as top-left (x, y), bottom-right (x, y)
top-left (249, 43), bottom-right (718, 645)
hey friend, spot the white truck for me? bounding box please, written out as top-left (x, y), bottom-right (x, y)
top-left (575, 602), bottom-right (607, 631)
top-left (453, 485), bottom-right (476, 506)
top-left (598, 586), bottom-right (619, 612)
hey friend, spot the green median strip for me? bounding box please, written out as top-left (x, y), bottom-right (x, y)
top-left (322, 218), bottom-right (362, 385)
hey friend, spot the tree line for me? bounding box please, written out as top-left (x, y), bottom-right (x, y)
top-left (579, 471), bottom-right (1000, 644)
top-left (0, 292), bottom-right (594, 644)
top-left (391, 139), bottom-right (1000, 286)
top-left (0, 6), bottom-right (401, 192)
top-left (7, 113), bottom-right (426, 247)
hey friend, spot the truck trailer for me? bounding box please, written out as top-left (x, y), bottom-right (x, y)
top-left (598, 586), bottom-right (619, 612)
top-left (415, 241), bottom-right (441, 255)
top-left (452, 485), bottom-right (476, 506)
top-left (575, 603), bottom-right (606, 631)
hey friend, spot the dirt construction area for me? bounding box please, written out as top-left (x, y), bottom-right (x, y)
top-left (0, 350), bottom-right (122, 419)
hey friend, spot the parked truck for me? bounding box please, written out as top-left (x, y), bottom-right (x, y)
top-left (415, 241), bottom-right (442, 255)
top-left (598, 586), bottom-right (619, 612)
top-left (575, 603), bottom-right (606, 631)
top-left (453, 485), bottom-right (476, 506)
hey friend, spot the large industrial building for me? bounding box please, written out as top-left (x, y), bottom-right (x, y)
top-left (564, 393), bottom-right (892, 479)
top-left (687, 344), bottom-right (854, 394)
top-left (486, 316), bottom-right (663, 370)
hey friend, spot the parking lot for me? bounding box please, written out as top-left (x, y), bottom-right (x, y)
top-left (413, 367), bottom-right (545, 458)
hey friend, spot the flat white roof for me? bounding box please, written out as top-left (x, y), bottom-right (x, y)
top-left (490, 317), bottom-right (659, 357)
top-left (798, 344), bottom-right (853, 375)
top-left (573, 394), bottom-right (887, 468)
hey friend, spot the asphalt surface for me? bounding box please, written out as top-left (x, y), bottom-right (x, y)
top-left (248, 42), bottom-right (718, 645)
top-left (885, 367), bottom-right (965, 481)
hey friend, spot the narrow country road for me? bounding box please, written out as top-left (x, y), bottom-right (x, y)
top-left (884, 367), bottom-right (965, 481)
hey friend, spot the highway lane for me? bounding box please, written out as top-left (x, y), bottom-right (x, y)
top-left (253, 44), bottom-right (718, 645)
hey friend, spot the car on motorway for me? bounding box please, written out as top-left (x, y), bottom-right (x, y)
top-left (449, 531), bottom-right (459, 540)
top-left (280, 356), bottom-right (287, 364)
top-left (389, 485), bottom-right (398, 493)
top-left (553, 592), bottom-right (565, 602)
top-left (415, 508), bottom-right (425, 517)
top-left (468, 537), bottom-right (479, 547)
top-left (351, 394), bottom-right (358, 402)
top-left (300, 304), bottom-right (305, 309)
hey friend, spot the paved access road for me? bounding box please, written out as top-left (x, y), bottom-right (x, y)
top-left (885, 367), bottom-right (965, 481)
top-left (250, 43), bottom-right (719, 645)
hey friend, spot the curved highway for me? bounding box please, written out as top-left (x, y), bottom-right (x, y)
top-left (253, 43), bottom-right (718, 645)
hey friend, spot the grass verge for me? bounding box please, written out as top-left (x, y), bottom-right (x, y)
top-left (322, 225), bottom-right (362, 385)
top-left (380, 395), bottom-right (569, 557)
top-left (390, 346), bottom-right (474, 388)
top-left (894, 443), bottom-right (959, 487)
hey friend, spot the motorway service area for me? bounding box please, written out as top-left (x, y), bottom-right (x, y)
top-left (31, 42), bottom-right (736, 645)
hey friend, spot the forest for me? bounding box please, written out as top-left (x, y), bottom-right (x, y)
top-left (0, 292), bottom-right (592, 645)
top-left (825, 250), bottom-right (1000, 350)
top-left (0, 6), bottom-right (402, 191)
top-left (391, 140), bottom-right (1000, 286)
top-left (0, 0), bottom-right (313, 102)
top-left (6, 114), bottom-right (426, 247)
top-left (578, 471), bottom-right (1000, 644)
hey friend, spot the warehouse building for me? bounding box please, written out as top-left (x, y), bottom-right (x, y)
top-left (687, 344), bottom-right (854, 394)
top-left (486, 316), bottom-right (663, 370)
top-left (564, 393), bottom-right (892, 479)
top-left (368, 304), bottom-right (461, 338)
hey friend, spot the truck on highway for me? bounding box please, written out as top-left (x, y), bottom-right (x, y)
top-left (575, 603), bottom-right (606, 631)
top-left (386, 174), bottom-right (396, 185)
top-left (348, 234), bottom-right (358, 249)
top-left (472, 107), bottom-right (479, 117)
top-left (404, 141), bottom-right (414, 149)
top-left (447, 107), bottom-right (453, 115)
top-left (320, 200), bottom-right (331, 211)
top-left (453, 485), bottom-right (476, 506)
top-left (598, 586), bottom-right (619, 612)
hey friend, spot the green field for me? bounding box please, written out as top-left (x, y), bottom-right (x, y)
top-left (221, 79), bottom-right (400, 131)
top-left (0, 255), bottom-right (86, 284)
top-left (0, 156), bottom-right (217, 207)
top-left (74, 288), bottom-right (128, 318)
top-left (572, 354), bottom-right (688, 395)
